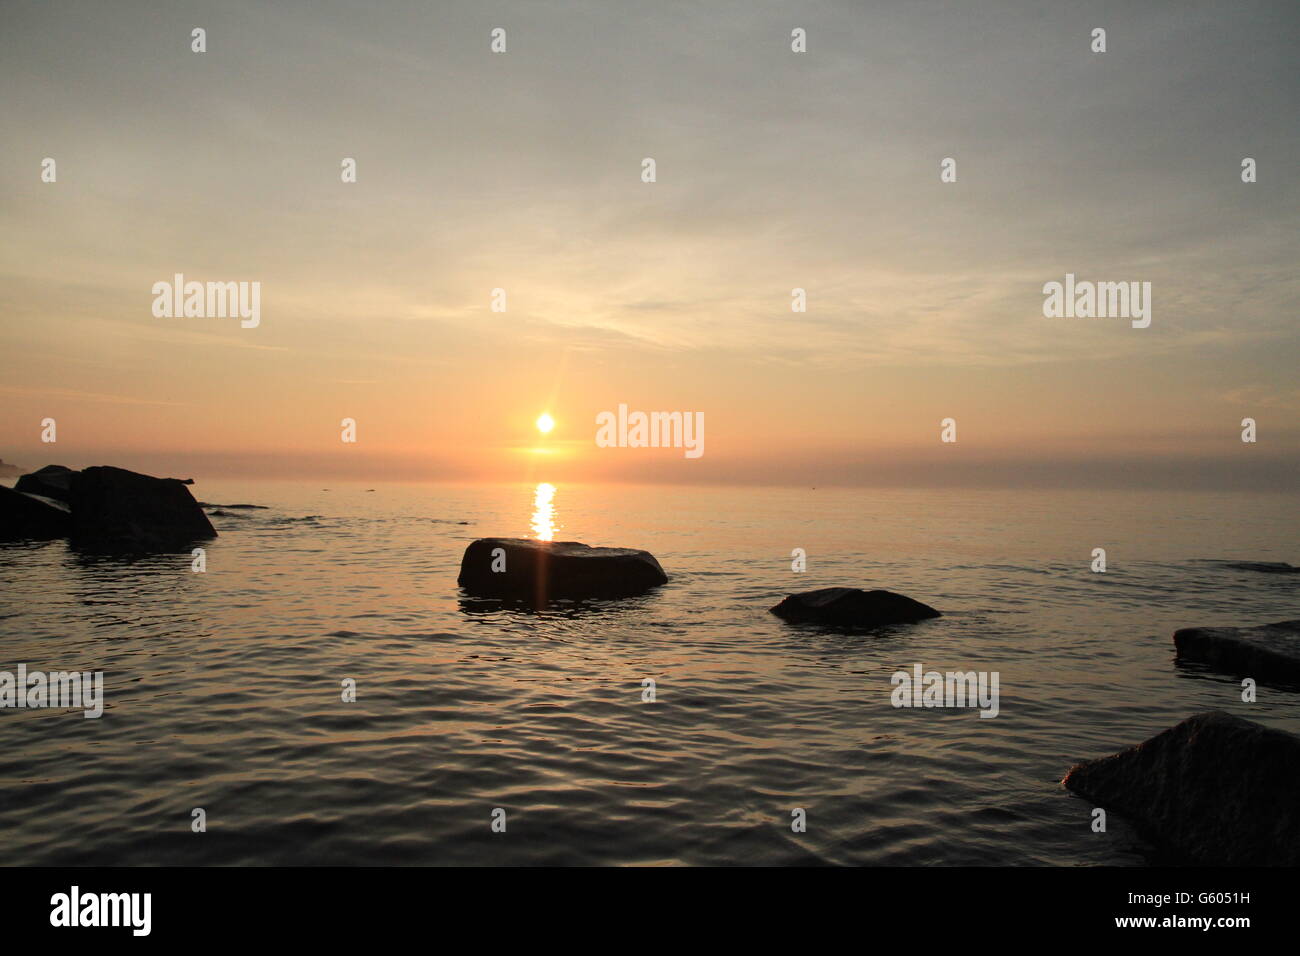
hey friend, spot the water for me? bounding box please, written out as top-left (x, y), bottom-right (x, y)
top-left (1, 481), bottom-right (1297, 865)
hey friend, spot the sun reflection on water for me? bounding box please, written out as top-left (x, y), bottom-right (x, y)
top-left (531, 482), bottom-right (557, 541)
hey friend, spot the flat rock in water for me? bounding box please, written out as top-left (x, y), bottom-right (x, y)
top-left (1222, 561), bottom-right (1298, 574)
top-left (1174, 619), bottom-right (1300, 684)
top-left (69, 465), bottom-right (216, 551)
top-left (458, 537), bottom-right (667, 601)
top-left (14, 464), bottom-right (77, 504)
top-left (769, 587), bottom-right (941, 626)
top-left (1062, 711), bottom-right (1300, 865)
top-left (0, 486), bottom-right (71, 540)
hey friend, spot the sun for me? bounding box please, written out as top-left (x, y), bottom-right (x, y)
top-left (535, 412), bottom-right (555, 434)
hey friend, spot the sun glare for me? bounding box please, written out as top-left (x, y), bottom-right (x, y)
top-left (536, 413), bottom-right (555, 434)
top-left (531, 482), bottom-right (556, 541)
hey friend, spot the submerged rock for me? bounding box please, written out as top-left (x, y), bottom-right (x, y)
top-left (69, 466), bottom-right (216, 551)
top-left (14, 464), bottom-right (77, 504)
top-left (0, 486), bottom-right (71, 540)
top-left (1222, 561), bottom-right (1298, 574)
top-left (1174, 619), bottom-right (1300, 684)
top-left (1062, 711), bottom-right (1300, 866)
top-left (458, 537), bottom-right (667, 601)
top-left (769, 587), bottom-right (941, 627)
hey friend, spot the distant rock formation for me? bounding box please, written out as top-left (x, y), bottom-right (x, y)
top-left (0, 486), bottom-right (71, 540)
top-left (1063, 711), bottom-right (1300, 865)
top-left (458, 537), bottom-right (667, 601)
top-left (770, 587), bottom-right (941, 627)
top-left (15, 464), bottom-right (76, 503)
top-left (3, 464), bottom-right (216, 551)
top-left (0, 458), bottom-right (22, 477)
top-left (1174, 619), bottom-right (1300, 684)
top-left (69, 466), bottom-right (216, 550)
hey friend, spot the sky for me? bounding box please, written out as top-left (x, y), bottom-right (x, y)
top-left (1, 0), bottom-right (1297, 489)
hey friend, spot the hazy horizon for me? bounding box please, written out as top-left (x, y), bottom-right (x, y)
top-left (2, 0), bottom-right (1297, 490)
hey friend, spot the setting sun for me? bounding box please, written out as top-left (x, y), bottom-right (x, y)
top-left (535, 413), bottom-right (555, 434)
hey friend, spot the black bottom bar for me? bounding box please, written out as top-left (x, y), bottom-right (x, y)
top-left (0, 866), bottom-right (1282, 941)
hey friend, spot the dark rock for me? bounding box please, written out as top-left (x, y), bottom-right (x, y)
top-left (14, 464), bottom-right (77, 504)
top-left (0, 486), bottom-right (71, 540)
top-left (1222, 561), bottom-right (1298, 574)
top-left (1062, 711), bottom-right (1300, 866)
top-left (769, 587), bottom-right (941, 626)
top-left (1174, 619), bottom-right (1300, 684)
top-left (458, 537), bottom-right (667, 601)
top-left (69, 466), bottom-right (216, 551)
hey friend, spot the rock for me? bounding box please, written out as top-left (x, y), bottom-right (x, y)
top-left (1222, 561), bottom-right (1298, 573)
top-left (1173, 619), bottom-right (1300, 684)
top-left (0, 458), bottom-right (22, 477)
top-left (0, 486), bottom-right (71, 540)
top-left (769, 587), bottom-right (941, 626)
top-left (69, 466), bottom-right (216, 550)
top-left (458, 537), bottom-right (667, 601)
top-left (1062, 711), bottom-right (1300, 866)
top-left (14, 464), bottom-right (77, 504)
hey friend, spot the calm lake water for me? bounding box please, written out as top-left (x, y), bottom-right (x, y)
top-left (1, 481), bottom-right (1297, 865)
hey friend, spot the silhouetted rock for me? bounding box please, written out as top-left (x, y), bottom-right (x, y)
top-left (1223, 561), bottom-right (1298, 573)
top-left (69, 466), bottom-right (216, 551)
top-left (1063, 711), bottom-right (1300, 865)
top-left (14, 464), bottom-right (77, 504)
top-left (458, 537), bottom-right (667, 601)
top-left (770, 587), bottom-right (941, 626)
top-left (0, 486), bottom-right (71, 540)
top-left (1174, 619), bottom-right (1300, 684)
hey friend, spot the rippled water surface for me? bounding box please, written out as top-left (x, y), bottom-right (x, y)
top-left (1, 481), bottom-right (1297, 865)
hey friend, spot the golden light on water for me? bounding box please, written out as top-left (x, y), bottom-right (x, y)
top-left (536, 413), bottom-right (555, 434)
top-left (531, 482), bottom-right (556, 541)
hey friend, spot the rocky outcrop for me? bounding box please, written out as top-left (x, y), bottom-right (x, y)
top-left (68, 466), bottom-right (216, 550)
top-left (0, 486), bottom-right (71, 540)
top-left (1062, 711), bottom-right (1300, 866)
top-left (769, 587), bottom-right (941, 626)
top-left (458, 537), bottom-right (667, 601)
top-left (14, 464), bottom-right (76, 503)
top-left (1174, 619), bottom-right (1300, 684)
